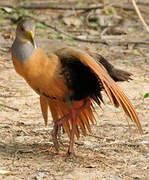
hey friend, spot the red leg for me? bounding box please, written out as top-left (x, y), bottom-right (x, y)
top-left (51, 113), bottom-right (72, 153)
top-left (67, 108), bottom-right (78, 155)
top-left (67, 98), bottom-right (91, 155)
top-left (51, 98), bottom-right (91, 154)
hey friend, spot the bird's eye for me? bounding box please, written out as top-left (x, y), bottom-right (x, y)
top-left (20, 26), bottom-right (25, 32)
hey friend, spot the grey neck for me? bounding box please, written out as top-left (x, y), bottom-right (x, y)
top-left (11, 37), bottom-right (36, 62)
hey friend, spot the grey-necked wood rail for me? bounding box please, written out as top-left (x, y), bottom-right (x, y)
top-left (11, 19), bottom-right (142, 155)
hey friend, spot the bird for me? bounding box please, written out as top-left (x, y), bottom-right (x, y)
top-left (11, 18), bottom-right (142, 155)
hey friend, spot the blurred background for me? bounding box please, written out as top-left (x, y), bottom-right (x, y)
top-left (0, 0), bottom-right (149, 179)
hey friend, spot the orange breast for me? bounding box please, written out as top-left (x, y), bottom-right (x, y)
top-left (12, 48), bottom-right (68, 100)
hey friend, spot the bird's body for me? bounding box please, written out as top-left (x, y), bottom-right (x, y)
top-left (12, 47), bottom-right (68, 100)
top-left (11, 19), bottom-right (142, 155)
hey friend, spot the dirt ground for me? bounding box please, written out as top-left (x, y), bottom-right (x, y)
top-left (0, 0), bottom-right (149, 179)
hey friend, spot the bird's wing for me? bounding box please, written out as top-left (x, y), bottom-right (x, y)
top-left (55, 47), bottom-right (142, 134)
top-left (90, 53), bottom-right (132, 82)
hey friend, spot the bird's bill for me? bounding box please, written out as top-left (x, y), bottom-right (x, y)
top-left (26, 31), bottom-right (35, 47)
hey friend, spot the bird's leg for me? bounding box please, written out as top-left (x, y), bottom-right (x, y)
top-left (51, 113), bottom-right (72, 153)
top-left (67, 108), bottom-right (77, 155)
top-left (51, 123), bottom-right (59, 153)
top-left (51, 98), bottom-right (91, 154)
top-left (67, 98), bottom-right (91, 155)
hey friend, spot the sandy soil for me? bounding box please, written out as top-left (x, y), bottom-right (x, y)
top-left (0, 0), bottom-right (149, 179)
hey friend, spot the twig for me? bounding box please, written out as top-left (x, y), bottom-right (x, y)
top-left (0, 94), bottom-right (17, 98)
top-left (0, 94), bottom-right (32, 98)
top-left (0, 4), bottom-right (103, 11)
top-left (113, 3), bottom-right (148, 14)
top-left (0, 103), bottom-right (19, 111)
top-left (1, 3), bottom-right (149, 14)
top-left (31, 16), bottom-right (108, 45)
top-left (137, 1), bottom-right (149, 6)
top-left (13, 15), bottom-right (149, 45)
top-left (131, 0), bottom-right (149, 33)
top-left (6, 10), bottom-right (149, 45)
top-left (3, 6), bottom-right (107, 45)
top-left (102, 35), bottom-right (149, 45)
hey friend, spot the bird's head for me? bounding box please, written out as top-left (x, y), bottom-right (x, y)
top-left (16, 19), bottom-right (36, 47)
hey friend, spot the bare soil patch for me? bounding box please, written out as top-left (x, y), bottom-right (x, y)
top-left (0, 0), bottom-right (149, 179)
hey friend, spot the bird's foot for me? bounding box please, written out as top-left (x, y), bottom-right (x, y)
top-left (67, 146), bottom-right (75, 157)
